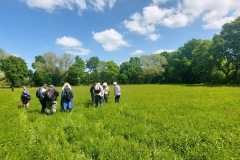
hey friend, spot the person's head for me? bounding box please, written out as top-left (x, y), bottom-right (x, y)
top-left (103, 82), bottom-right (107, 86)
top-left (113, 82), bottom-right (117, 86)
top-left (42, 84), bottom-right (47, 89)
top-left (49, 85), bottom-right (54, 89)
top-left (23, 86), bottom-right (27, 90)
top-left (62, 82), bottom-right (71, 90)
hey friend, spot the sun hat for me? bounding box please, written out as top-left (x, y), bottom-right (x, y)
top-left (113, 82), bottom-right (117, 85)
top-left (103, 82), bottom-right (107, 86)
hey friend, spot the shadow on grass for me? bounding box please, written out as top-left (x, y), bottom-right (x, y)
top-left (84, 100), bottom-right (95, 108)
top-left (27, 109), bottom-right (41, 114)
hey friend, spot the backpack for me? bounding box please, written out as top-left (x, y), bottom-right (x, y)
top-left (64, 88), bottom-right (72, 100)
top-left (36, 88), bottom-right (42, 99)
top-left (45, 88), bottom-right (54, 101)
top-left (94, 84), bottom-right (101, 94)
top-left (22, 91), bottom-right (31, 101)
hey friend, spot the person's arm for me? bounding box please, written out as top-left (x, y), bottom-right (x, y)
top-left (71, 90), bottom-right (73, 98)
top-left (55, 90), bottom-right (59, 97)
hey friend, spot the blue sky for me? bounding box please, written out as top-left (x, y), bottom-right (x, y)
top-left (0, 0), bottom-right (240, 69)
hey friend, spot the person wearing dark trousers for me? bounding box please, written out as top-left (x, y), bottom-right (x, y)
top-left (113, 82), bottom-right (121, 103)
top-left (102, 82), bottom-right (110, 103)
top-left (43, 85), bottom-right (59, 114)
top-left (90, 83), bottom-right (96, 105)
top-left (10, 85), bottom-right (14, 92)
top-left (36, 84), bottom-right (47, 113)
top-left (94, 83), bottom-right (104, 107)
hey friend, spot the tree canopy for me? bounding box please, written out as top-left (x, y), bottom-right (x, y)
top-left (0, 56), bottom-right (28, 86)
top-left (1, 16), bottom-right (240, 86)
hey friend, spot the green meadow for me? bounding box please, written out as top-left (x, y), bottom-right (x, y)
top-left (0, 85), bottom-right (239, 159)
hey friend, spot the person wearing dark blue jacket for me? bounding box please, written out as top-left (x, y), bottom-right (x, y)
top-left (61, 82), bottom-right (74, 111)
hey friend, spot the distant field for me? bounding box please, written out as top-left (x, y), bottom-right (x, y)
top-left (0, 85), bottom-right (239, 159)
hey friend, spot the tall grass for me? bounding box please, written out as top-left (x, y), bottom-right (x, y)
top-left (0, 85), bottom-right (239, 159)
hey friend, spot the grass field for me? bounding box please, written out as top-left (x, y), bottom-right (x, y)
top-left (0, 85), bottom-right (239, 159)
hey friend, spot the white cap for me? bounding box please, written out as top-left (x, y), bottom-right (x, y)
top-left (103, 82), bottom-right (107, 86)
top-left (113, 82), bottom-right (117, 85)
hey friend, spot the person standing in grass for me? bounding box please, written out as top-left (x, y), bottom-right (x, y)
top-left (43, 85), bottom-right (59, 114)
top-left (20, 86), bottom-right (31, 110)
top-left (113, 82), bottom-right (121, 103)
top-left (10, 85), bottom-right (14, 92)
top-left (94, 82), bottom-right (104, 107)
top-left (90, 83), bottom-right (96, 105)
top-left (61, 82), bottom-right (74, 111)
top-left (36, 84), bottom-right (47, 113)
top-left (102, 82), bottom-right (110, 103)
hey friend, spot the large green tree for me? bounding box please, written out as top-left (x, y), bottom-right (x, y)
top-left (167, 39), bottom-right (202, 83)
top-left (100, 61), bottom-right (119, 83)
top-left (32, 55), bottom-right (46, 70)
top-left (119, 62), bottom-right (129, 84)
top-left (0, 49), bottom-right (9, 82)
top-left (211, 17), bottom-right (240, 82)
top-left (0, 49), bottom-right (10, 60)
top-left (86, 57), bottom-right (100, 82)
top-left (32, 52), bottom-right (73, 86)
top-left (32, 69), bottom-right (50, 86)
top-left (192, 40), bottom-right (213, 83)
top-left (127, 57), bottom-right (143, 84)
top-left (140, 54), bottom-right (167, 83)
top-left (65, 56), bottom-right (85, 85)
top-left (0, 56), bottom-right (28, 86)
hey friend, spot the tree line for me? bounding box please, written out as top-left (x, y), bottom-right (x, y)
top-left (1, 17), bottom-right (240, 86)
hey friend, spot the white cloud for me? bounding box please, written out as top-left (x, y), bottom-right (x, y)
top-left (24, 0), bottom-right (84, 12)
top-left (56, 36), bottom-right (91, 55)
top-left (124, 0), bottom-right (240, 39)
top-left (152, 0), bottom-right (168, 5)
top-left (93, 29), bottom-right (129, 51)
top-left (182, 0), bottom-right (240, 29)
top-left (124, 5), bottom-right (189, 41)
top-left (153, 49), bottom-right (175, 54)
top-left (56, 36), bottom-right (82, 47)
top-left (24, 0), bottom-right (116, 13)
top-left (89, 0), bottom-right (116, 12)
top-left (147, 34), bottom-right (161, 41)
top-left (64, 47), bottom-right (91, 55)
top-left (130, 50), bottom-right (144, 55)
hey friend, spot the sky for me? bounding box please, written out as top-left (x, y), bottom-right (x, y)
top-left (0, 0), bottom-right (240, 69)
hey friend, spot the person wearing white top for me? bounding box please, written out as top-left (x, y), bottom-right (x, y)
top-left (94, 83), bottom-right (104, 107)
top-left (113, 82), bottom-right (121, 103)
top-left (102, 82), bottom-right (110, 103)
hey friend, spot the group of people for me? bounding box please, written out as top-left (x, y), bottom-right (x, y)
top-left (90, 81), bottom-right (121, 107)
top-left (20, 82), bottom-right (74, 114)
top-left (19, 81), bottom-right (121, 113)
